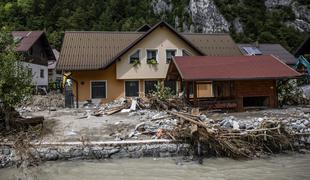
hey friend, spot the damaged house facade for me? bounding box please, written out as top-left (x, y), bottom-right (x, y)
top-left (12, 31), bottom-right (56, 89)
top-left (166, 56), bottom-right (301, 111)
top-left (57, 21), bottom-right (241, 104)
top-left (57, 21), bottom-right (301, 111)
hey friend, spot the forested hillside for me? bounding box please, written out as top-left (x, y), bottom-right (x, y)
top-left (0, 0), bottom-right (309, 52)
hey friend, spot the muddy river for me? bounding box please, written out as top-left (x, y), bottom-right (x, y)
top-left (1, 154), bottom-right (310, 180)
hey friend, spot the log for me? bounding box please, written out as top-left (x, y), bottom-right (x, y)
top-left (104, 103), bottom-right (130, 115)
top-left (14, 116), bottom-right (44, 125)
top-left (167, 111), bottom-right (209, 129)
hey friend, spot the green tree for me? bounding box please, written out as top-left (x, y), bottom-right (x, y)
top-left (0, 31), bottom-right (33, 130)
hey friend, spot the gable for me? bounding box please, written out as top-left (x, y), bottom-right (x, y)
top-left (12, 31), bottom-right (55, 62)
top-left (116, 25), bottom-right (202, 79)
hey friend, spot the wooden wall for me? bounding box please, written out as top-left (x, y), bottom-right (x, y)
top-left (234, 80), bottom-right (278, 111)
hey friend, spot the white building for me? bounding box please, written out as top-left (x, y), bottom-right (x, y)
top-left (12, 31), bottom-right (56, 89)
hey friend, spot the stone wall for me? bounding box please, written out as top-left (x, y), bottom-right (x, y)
top-left (0, 141), bottom-right (191, 168)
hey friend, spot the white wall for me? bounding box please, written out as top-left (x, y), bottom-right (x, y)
top-left (22, 62), bottom-right (48, 87)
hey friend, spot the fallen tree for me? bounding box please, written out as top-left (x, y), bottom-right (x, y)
top-left (168, 111), bottom-right (296, 159)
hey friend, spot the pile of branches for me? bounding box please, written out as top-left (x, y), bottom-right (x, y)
top-left (12, 125), bottom-right (43, 167)
top-left (278, 79), bottom-right (310, 106)
top-left (0, 123), bottom-right (44, 169)
top-left (168, 111), bottom-right (295, 159)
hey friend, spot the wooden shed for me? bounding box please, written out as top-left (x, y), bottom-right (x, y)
top-left (166, 55), bottom-right (301, 111)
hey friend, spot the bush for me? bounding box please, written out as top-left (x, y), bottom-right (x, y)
top-left (150, 81), bottom-right (173, 101)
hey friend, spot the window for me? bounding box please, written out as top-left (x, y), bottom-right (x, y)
top-left (213, 81), bottom-right (233, 97)
top-left (197, 83), bottom-right (213, 98)
top-left (91, 81), bottom-right (107, 99)
top-left (40, 69), bottom-right (44, 78)
top-left (164, 80), bottom-right (177, 95)
top-left (144, 80), bottom-right (158, 95)
top-left (182, 49), bottom-right (191, 56)
top-left (146, 49), bottom-right (158, 64)
top-left (166, 49), bottom-right (176, 64)
top-left (129, 50), bottom-right (140, 64)
top-left (242, 47), bottom-right (262, 56)
top-left (125, 81), bottom-right (139, 97)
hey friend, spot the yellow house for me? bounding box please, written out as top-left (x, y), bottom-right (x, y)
top-left (57, 21), bottom-right (242, 104)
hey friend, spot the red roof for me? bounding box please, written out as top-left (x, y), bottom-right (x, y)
top-left (12, 31), bottom-right (44, 52)
top-left (172, 55), bottom-right (301, 80)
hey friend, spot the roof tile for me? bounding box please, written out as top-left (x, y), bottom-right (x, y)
top-left (172, 55), bottom-right (301, 80)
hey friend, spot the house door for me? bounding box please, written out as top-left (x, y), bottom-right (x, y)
top-left (125, 81), bottom-right (139, 97)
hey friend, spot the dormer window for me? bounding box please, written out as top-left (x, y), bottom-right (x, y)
top-left (129, 50), bottom-right (141, 64)
top-left (166, 49), bottom-right (176, 64)
top-left (146, 49), bottom-right (158, 64)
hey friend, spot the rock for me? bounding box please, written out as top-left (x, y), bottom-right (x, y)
top-left (45, 150), bottom-right (59, 160)
top-left (299, 149), bottom-right (310, 154)
top-left (189, 0), bottom-right (229, 33)
top-left (246, 124), bottom-right (254, 130)
top-left (303, 120), bottom-right (309, 126)
top-left (2, 149), bottom-right (10, 155)
top-left (221, 120), bottom-right (232, 128)
top-left (282, 119), bottom-right (289, 124)
top-left (257, 118), bottom-right (264, 122)
top-left (152, 0), bottom-right (172, 14)
top-left (254, 122), bottom-right (259, 127)
top-left (71, 149), bottom-right (83, 157)
top-left (300, 136), bottom-right (305, 142)
top-left (233, 17), bottom-right (244, 33)
top-left (199, 114), bottom-right (207, 121)
top-left (232, 121), bottom-right (239, 130)
top-left (298, 123), bottom-right (306, 131)
top-left (128, 131), bottom-right (135, 138)
top-left (239, 123), bottom-right (246, 130)
top-left (307, 137), bottom-right (310, 144)
top-left (265, 0), bottom-right (292, 8)
top-left (292, 122), bottom-right (299, 129)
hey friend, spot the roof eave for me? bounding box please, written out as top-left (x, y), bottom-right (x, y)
top-left (182, 75), bottom-right (302, 81)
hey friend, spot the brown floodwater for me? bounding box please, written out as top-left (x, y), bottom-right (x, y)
top-left (1, 154), bottom-right (310, 180)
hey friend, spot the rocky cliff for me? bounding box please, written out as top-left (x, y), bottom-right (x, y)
top-left (152, 0), bottom-right (310, 33)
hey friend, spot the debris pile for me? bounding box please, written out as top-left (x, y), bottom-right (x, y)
top-left (19, 93), bottom-right (65, 112)
top-left (92, 98), bottom-right (130, 116)
top-left (168, 111), bottom-right (295, 159)
top-left (120, 106), bottom-right (310, 159)
top-left (127, 110), bottom-right (178, 139)
top-left (92, 96), bottom-right (187, 117)
top-left (278, 80), bottom-right (310, 106)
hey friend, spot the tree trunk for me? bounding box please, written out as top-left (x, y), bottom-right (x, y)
top-left (4, 107), bottom-right (11, 131)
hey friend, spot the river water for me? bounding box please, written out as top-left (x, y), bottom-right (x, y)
top-left (1, 154), bottom-right (310, 180)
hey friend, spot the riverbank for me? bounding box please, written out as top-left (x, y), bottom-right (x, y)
top-left (0, 140), bottom-right (191, 168)
top-left (1, 153), bottom-right (310, 180)
top-left (1, 106), bottom-right (310, 168)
